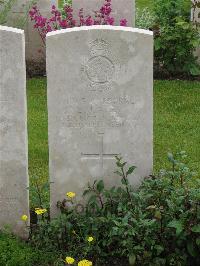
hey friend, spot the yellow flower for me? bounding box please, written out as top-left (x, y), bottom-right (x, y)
top-left (87, 236), bottom-right (94, 243)
top-left (35, 208), bottom-right (47, 215)
top-left (66, 192), bottom-right (76, 198)
top-left (78, 259), bottom-right (93, 266)
top-left (65, 257), bottom-right (75, 264)
top-left (21, 215), bottom-right (28, 221)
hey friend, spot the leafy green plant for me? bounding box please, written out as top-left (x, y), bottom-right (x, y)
top-left (30, 152), bottom-right (200, 266)
top-left (58, 0), bottom-right (72, 9)
top-left (136, 7), bottom-right (155, 30)
top-left (29, 175), bottom-right (49, 209)
top-left (153, 0), bottom-right (200, 77)
top-left (154, 0), bottom-right (191, 26)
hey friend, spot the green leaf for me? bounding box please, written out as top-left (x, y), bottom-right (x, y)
top-left (191, 225), bottom-right (200, 233)
top-left (187, 240), bottom-right (197, 257)
top-left (196, 238), bottom-right (200, 246)
top-left (176, 21), bottom-right (189, 30)
top-left (88, 195), bottom-right (97, 204)
top-left (129, 254), bottom-right (136, 266)
top-left (154, 40), bottom-right (161, 51)
top-left (121, 178), bottom-right (127, 186)
top-left (155, 245), bottom-right (164, 256)
top-left (189, 64), bottom-right (200, 76)
top-left (83, 189), bottom-right (90, 196)
top-left (126, 166), bottom-right (136, 176)
top-left (154, 210), bottom-right (162, 220)
top-left (115, 155), bottom-right (122, 161)
top-left (114, 170), bottom-right (123, 177)
top-left (113, 220), bottom-right (121, 227)
top-left (116, 161), bottom-right (127, 168)
top-left (167, 220), bottom-right (183, 235)
top-left (167, 152), bottom-right (174, 163)
top-left (190, 39), bottom-right (199, 47)
top-left (96, 180), bottom-right (104, 193)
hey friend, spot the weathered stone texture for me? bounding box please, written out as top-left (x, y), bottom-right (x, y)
top-left (47, 26), bottom-right (153, 216)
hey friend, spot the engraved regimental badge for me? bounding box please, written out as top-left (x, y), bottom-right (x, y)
top-left (81, 39), bottom-right (116, 91)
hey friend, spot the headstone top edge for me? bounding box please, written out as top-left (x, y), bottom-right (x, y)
top-left (0, 25), bottom-right (24, 35)
top-left (47, 26), bottom-right (153, 38)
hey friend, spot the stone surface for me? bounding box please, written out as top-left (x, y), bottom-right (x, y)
top-left (191, 0), bottom-right (200, 23)
top-left (0, 26), bottom-right (29, 238)
top-left (72, 0), bottom-right (135, 27)
top-left (191, 0), bottom-right (200, 62)
top-left (25, 0), bottom-right (57, 61)
top-left (47, 25), bottom-right (153, 217)
top-left (6, 0), bottom-right (57, 61)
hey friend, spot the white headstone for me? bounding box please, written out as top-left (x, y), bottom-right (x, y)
top-left (191, 0), bottom-right (200, 23)
top-left (72, 0), bottom-right (135, 27)
top-left (47, 26), bottom-right (153, 216)
top-left (0, 26), bottom-right (29, 238)
top-left (191, 0), bottom-right (200, 63)
top-left (6, 0), bottom-right (57, 61)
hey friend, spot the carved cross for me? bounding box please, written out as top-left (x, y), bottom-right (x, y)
top-left (81, 132), bottom-right (119, 177)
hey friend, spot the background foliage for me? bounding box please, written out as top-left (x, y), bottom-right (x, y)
top-left (153, 0), bottom-right (200, 77)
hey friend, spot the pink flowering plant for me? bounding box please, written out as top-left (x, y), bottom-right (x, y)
top-left (29, 0), bottom-right (128, 45)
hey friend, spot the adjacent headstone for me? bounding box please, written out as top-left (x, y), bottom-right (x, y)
top-left (6, 0), bottom-right (57, 61)
top-left (0, 26), bottom-right (29, 238)
top-left (47, 25), bottom-right (153, 216)
top-left (191, 0), bottom-right (200, 24)
top-left (72, 0), bottom-right (135, 27)
top-left (191, 0), bottom-right (200, 63)
top-left (25, 0), bottom-right (57, 61)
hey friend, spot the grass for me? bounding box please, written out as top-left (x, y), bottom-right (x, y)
top-left (27, 78), bottom-right (200, 187)
top-left (154, 80), bottom-right (200, 174)
top-left (0, 232), bottom-right (58, 266)
top-left (27, 78), bottom-right (48, 182)
top-left (136, 0), bottom-right (154, 9)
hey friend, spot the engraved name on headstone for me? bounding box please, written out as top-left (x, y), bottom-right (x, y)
top-left (0, 26), bottom-right (29, 238)
top-left (47, 26), bottom-right (153, 217)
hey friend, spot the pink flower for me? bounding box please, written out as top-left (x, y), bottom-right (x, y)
top-left (70, 19), bottom-right (76, 27)
top-left (59, 19), bottom-right (68, 28)
top-left (47, 24), bottom-right (52, 32)
top-left (120, 19), bottom-right (128, 26)
top-left (29, 0), bottom-right (128, 43)
top-left (50, 16), bottom-right (56, 22)
top-left (85, 16), bottom-right (94, 26)
top-left (64, 6), bottom-right (73, 13)
top-left (105, 17), bottom-right (114, 25)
